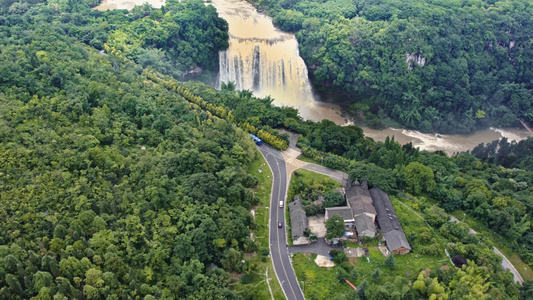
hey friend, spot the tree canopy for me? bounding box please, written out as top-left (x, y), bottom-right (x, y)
top-left (0, 0), bottom-right (532, 298)
top-left (326, 215), bottom-right (346, 239)
top-left (0, 2), bottom-right (253, 298)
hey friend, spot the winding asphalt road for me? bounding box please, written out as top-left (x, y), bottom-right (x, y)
top-left (257, 144), bottom-right (305, 300)
top-left (449, 216), bottom-right (524, 284)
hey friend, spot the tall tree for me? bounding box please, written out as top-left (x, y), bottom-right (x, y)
top-left (403, 162), bottom-right (436, 194)
top-left (326, 215), bottom-right (346, 239)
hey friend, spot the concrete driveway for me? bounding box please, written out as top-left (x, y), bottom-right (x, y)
top-left (307, 215), bottom-right (327, 237)
top-left (302, 164), bottom-right (350, 186)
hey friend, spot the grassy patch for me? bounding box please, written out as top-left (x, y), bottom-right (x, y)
top-left (292, 169), bottom-right (343, 187)
top-left (298, 155), bottom-right (321, 165)
top-left (344, 240), bottom-right (359, 248)
top-left (292, 253), bottom-right (356, 299)
top-left (286, 204), bottom-right (293, 246)
top-left (229, 149), bottom-right (285, 299)
top-left (229, 253), bottom-right (285, 300)
top-left (287, 169), bottom-right (342, 201)
top-left (247, 150), bottom-right (272, 250)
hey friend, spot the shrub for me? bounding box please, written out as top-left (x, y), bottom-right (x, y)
top-left (240, 274), bottom-right (252, 284)
top-left (260, 248), bottom-right (269, 256)
top-left (371, 268), bottom-right (381, 281)
top-left (384, 254), bottom-right (395, 270)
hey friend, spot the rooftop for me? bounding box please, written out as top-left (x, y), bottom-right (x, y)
top-left (370, 187), bottom-right (411, 251)
top-left (384, 230), bottom-right (412, 251)
top-left (289, 196), bottom-right (308, 240)
top-left (346, 179), bottom-right (377, 217)
top-left (289, 196), bottom-right (304, 211)
top-left (325, 206), bottom-right (354, 221)
top-left (354, 214), bottom-right (377, 237)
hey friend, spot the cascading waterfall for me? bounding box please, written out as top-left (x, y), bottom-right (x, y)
top-left (211, 0), bottom-right (322, 115)
top-left (252, 45), bottom-right (260, 90)
top-left (95, 0), bottom-right (531, 154)
top-left (218, 35), bottom-right (315, 108)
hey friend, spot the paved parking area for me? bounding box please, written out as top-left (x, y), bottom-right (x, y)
top-left (289, 238), bottom-right (334, 256)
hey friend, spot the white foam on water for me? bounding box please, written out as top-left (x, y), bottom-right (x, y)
top-left (94, 0), bottom-right (164, 10)
top-left (401, 130), bottom-right (464, 152)
top-left (489, 127), bottom-right (527, 142)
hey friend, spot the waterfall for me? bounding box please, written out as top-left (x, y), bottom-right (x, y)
top-left (217, 34), bottom-right (316, 108)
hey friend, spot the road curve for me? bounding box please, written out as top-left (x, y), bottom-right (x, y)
top-left (449, 216), bottom-right (524, 284)
top-left (256, 145), bottom-right (305, 300)
top-left (301, 164), bottom-right (350, 186)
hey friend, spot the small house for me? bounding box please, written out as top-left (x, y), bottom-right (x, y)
top-left (354, 214), bottom-right (376, 238)
top-left (325, 206), bottom-right (354, 230)
top-left (289, 196), bottom-right (308, 241)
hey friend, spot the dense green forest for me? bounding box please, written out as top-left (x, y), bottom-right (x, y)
top-left (249, 0), bottom-right (533, 133)
top-left (1, 0), bottom-right (229, 82)
top-left (0, 1), bottom-right (261, 298)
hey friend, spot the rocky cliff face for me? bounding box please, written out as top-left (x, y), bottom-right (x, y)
top-left (406, 52), bottom-right (426, 70)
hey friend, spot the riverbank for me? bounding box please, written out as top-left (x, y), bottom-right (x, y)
top-left (313, 100), bottom-right (530, 154)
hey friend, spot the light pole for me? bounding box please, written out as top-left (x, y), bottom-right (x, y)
top-left (462, 213), bottom-right (466, 222)
top-left (301, 281), bottom-right (304, 293)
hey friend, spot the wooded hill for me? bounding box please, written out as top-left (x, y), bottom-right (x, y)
top-left (0, 2), bottom-right (259, 299)
top-left (250, 0), bottom-right (533, 134)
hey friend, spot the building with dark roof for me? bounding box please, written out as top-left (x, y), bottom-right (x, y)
top-left (346, 179), bottom-right (377, 222)
top-left (289, 196), bottom-right (308, 241)
top-left (354, 214), bottom-right (376, 238)
top-left (370, 188), bottom-right (411, 255)
top-left (345, 179), bottom-right (377, 237)
top-left (325, 206), bottom-right (354, 230)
